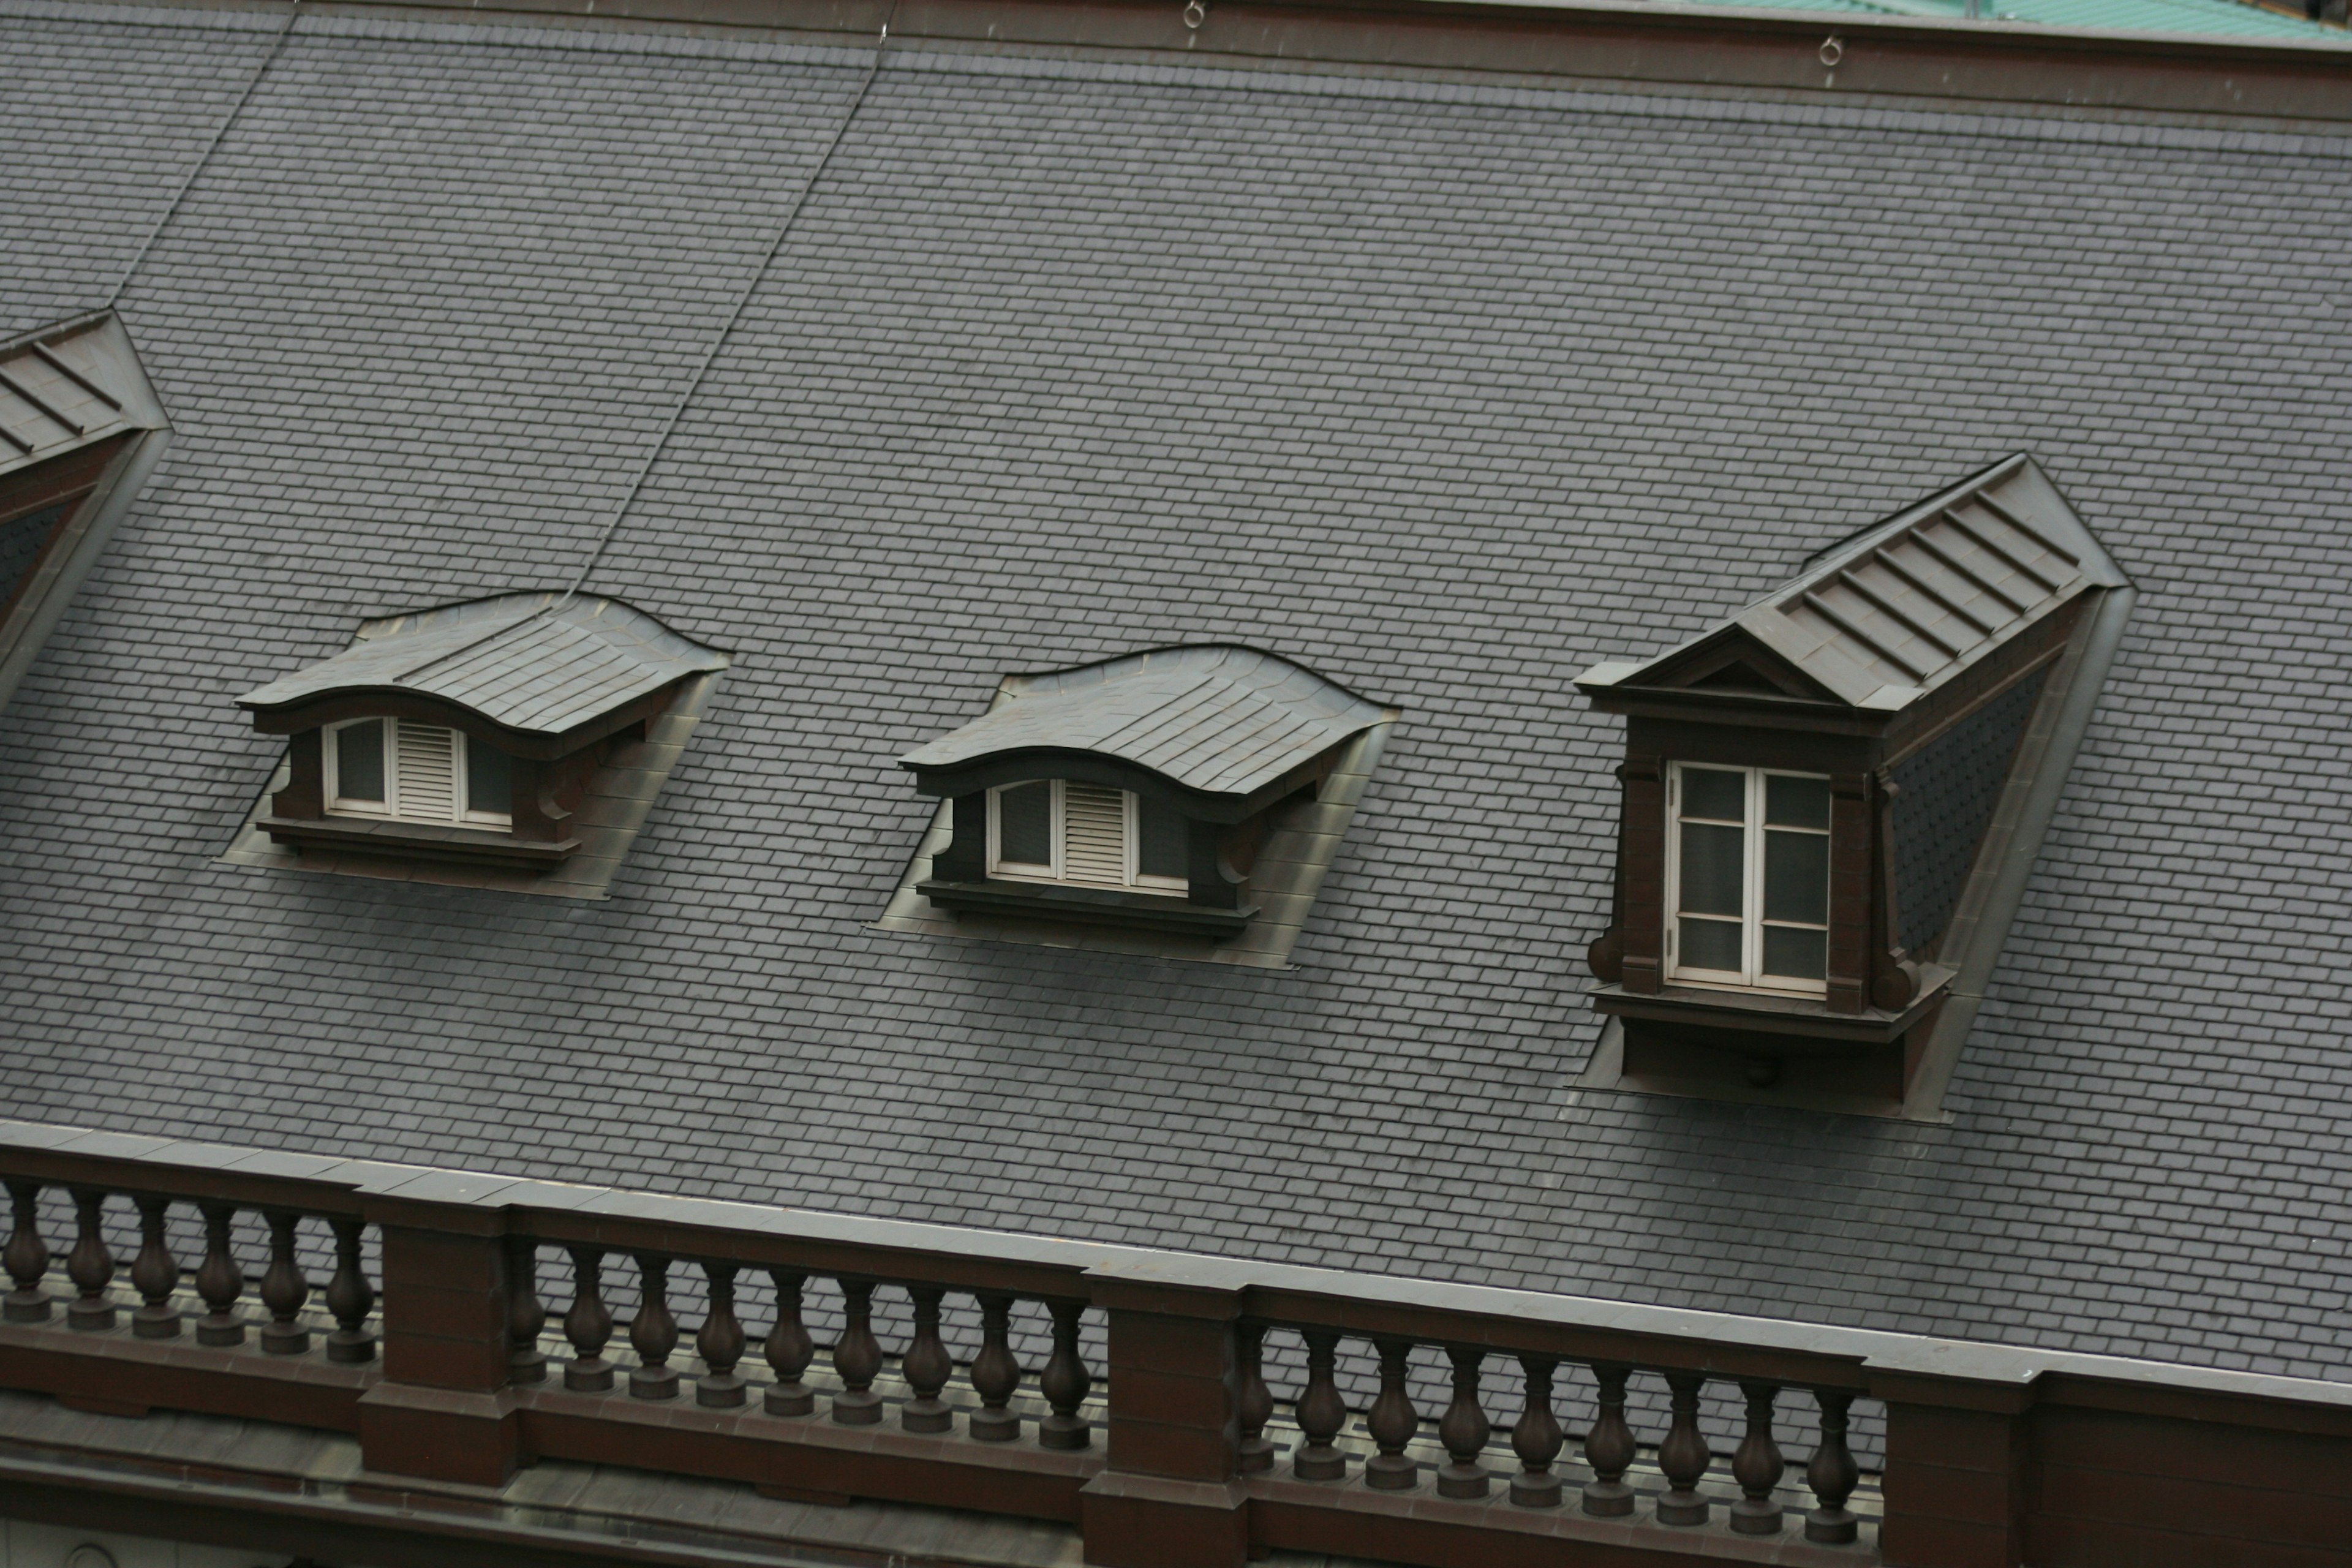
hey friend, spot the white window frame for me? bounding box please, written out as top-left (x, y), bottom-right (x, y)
top-left (1663, 761), bottom-right (1830, 996)
top-left (322, 717), bottom-right (511, 829)
top-left (987, 778), bottom-right (1064, 880)
top-left (985, 780), bottom-right (1188, 896)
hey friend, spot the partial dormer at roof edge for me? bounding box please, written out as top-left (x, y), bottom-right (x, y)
top-left (0, 311), bottom-right (172, 720)
top-left (1570, 454), bottom-right (2134, 1120)
top-left (221, 592), bottom-right (731, 900)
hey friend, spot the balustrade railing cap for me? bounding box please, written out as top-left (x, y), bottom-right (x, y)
top-left (6, 1117), bottom-right (2349, 1418)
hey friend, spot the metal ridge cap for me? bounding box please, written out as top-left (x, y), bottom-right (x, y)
top-left (1270, 0), bottom-right (2352, 51)
top-left (266, 0), bottom-right (2352, 58)
top-left (2, 1115), bottom-right (2346, 1409)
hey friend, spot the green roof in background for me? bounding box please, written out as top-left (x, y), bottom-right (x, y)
top-left (1695, 0), bottom-right (2347, 37)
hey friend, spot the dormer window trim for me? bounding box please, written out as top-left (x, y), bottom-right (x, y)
top-left (323, 717), bottom-right (513, 830)
top-left (985, 780), bottom-right (1188, 897)
top-left (1664, 762), bottom-right (1830, 997)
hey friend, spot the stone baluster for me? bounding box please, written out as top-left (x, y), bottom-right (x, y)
top-left (695, 1262), bottom-right (746, 1408)
top-left (1509, 1354), bottom-right (1564, 1507)
top-left (505, 1236), bottom-right (547, 1384)
top-left (1731, 1380), bottom-right (1785, 1534)
top-left (130, 1195), bottom-right (180, 1339)
top-left (1294, 1328), bottom-right (1348, 1480)
top-left (762, 1268), bottom-right (816, 1417)
top-left (562, 1246), bottom-right (615, 1392)
top-left (1581, 1362), bottom-right (1637, 1517)
top-left (1365, 1337), bottom-right (1420, 1489)
top-left (1235, 1320), bottom-right (1275, 1474)
top-left (1805, 1388), bottom-right (1861, 1544)
top-left (323, 1216), bottom-right (375, 1363)
top-left (2, 1180), bottom-right (50, 1322)
top-left (900, 1285), bottom-right (953, 1432)
top-left (1656, 1370), bottom-right (1711, 1525)
top-left (1038, 1299), bottom-right (1091, 1450)
top-left (258, 1211), bottom-right (309, 1354)
top-left (628, 1252), bottom-right (679, 1399)
top-left (194, 1201), bottom-right (244, 1346)
top-left (967, 1292), bottom-right (1022, 1442)
top-left (830, 1278), bottom-right (885, 1425)
top-left (66, 1188), bottom-right (116, 1332)
top-left (1437, 1347), bottom-right (1491, 1499)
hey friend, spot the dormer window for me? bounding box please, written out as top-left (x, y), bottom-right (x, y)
top-left (225, 594), bottom-right (727, 897)
top-left (987, 780), bottom-right (1188, 895)
top-left (880, 645), bottom-right (1400, 967)
top-left (1667, 764), bottom-right (1828, 993)
top-left (1573, 455), bottom-right (2132, 1113)
top-left (325, 718), bottom-right (511, 829)
top-left (0, 312), bottom-right (171, 720)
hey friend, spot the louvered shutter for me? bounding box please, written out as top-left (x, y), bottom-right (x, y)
top-left (394, 722), bottom-right (459, 822)
top-left (1061, 783), bottom-right (1129, 886)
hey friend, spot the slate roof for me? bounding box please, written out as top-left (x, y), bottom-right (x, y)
top-left (900, 644), bottom-right (1393, 797)
top-left (235, 591), bottom-right (728, 737)
top-left (1577, 454), bottom-right (2128, 711)
top-left (1, 0), bottom-right (2350, 1401)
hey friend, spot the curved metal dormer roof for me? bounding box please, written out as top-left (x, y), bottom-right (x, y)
top-left (899, 644), bottom-right (1395, 806)
top-left (1577, 454), bottom-right (2130, 714)
top-left (236, 592), bottom-right (728, 747)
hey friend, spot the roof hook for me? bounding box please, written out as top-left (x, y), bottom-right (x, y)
top-left (1184, 0), bottom-right (1208, 29)
top-left (1819, 34), bottom-right (1844, 66)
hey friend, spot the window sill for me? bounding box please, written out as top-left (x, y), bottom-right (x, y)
top-left (917, 878), bottom-right (1257, 937)
top-left (1589, 968), bottom-right (1953, 1047)
top-left (258, 815), bottom-right (579, 870)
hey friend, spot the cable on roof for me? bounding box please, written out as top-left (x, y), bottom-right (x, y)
top-left (107, 0), bottom-right (306, 311)
top-left (554, 1), bottom-right (901, 609)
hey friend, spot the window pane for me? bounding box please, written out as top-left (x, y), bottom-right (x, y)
top-left (1679, 916), bottom-right (1743, 973)
top-left (335, 720), bottom-right (385, 802)
top-left (1763, 828), bottom-right (1828, 924)
top-left (996, 782), bottom-right (1052, 866)
top-left (1762, 924), bottom-right (1826, 981)
top-left (1681, 767), bottom-right (1746, 822)
top-left (1136, 794), bottom-right (1188, 881)
top-left (466, 737), bottom-right (511, 817)
top-left (1765, 773), bottom-right (1830, 830)
top-left (1678, 821), bottom-right (1743, 916)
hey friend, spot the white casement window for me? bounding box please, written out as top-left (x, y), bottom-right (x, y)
top-left (986, 780), bottom-right (1188, 896)
top-left (1665, 763), bottom-right (1830, 994)
top-left (323, 718), bottom-right (511, 829)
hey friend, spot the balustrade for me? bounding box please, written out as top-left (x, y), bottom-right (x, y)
top-left (0, 1147), bottom-right (1905, 1562)
top-left (1244, 1324), bottom-right (1870, 1537)
top-left (0, 1180), bottom-right (378, 1369)
top-left (514, 1246), bottom-right (1106, 1454)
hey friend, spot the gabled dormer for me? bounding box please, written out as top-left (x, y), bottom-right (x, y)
top-left (879, 645), bottom-right (1399, 968)
top-left (224, 593), bottom-right (728, 899)
top-left (1574, 455), bottom-right (2132, 1113)
top-left (0, 312), bottom-right (171, 718)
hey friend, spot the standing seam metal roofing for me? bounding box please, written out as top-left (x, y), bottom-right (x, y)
top-left (233, 592), bottom-right (729, 736)
top-left (900, 645), bottom-right (1393, 797)
top-left (1, 0), bottom-right (2349, 1399)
